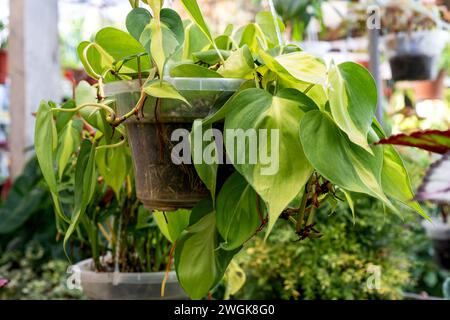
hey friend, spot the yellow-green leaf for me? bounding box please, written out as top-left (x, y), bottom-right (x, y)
top-left (144, 80), bottom-right (191, 106)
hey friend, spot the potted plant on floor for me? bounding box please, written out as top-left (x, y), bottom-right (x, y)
top-left (0, 21), bottom-right (8, 85)
top-left (380, 0), bottom-right (450, 82)
top-left (35, 0), bottom-right (428, 300)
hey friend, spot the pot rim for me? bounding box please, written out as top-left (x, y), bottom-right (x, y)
top-left (75, 258), bottom-right (179, 284)
top-left (104, 77), bottom-right (246, 97)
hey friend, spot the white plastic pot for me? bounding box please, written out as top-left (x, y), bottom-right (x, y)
top-left (422, 218), bottom-right (450, 271)
top-left (76, 259), bottom-right (188, 300)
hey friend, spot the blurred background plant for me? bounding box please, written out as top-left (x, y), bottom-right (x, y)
top-left (0, 157), bottom-right (85, 299)
top-left (0, 19), bottom-right (7, 50)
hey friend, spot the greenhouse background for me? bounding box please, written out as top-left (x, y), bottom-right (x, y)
top-left (0, 0), bottom-right (449, 301)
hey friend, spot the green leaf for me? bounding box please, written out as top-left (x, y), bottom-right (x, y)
top-left (175, 212), bottom-right (216, 299)
top-left (160, 9), bottom-right (185, 45)
top-left (170, 63), bottom-right (223, 78)
top-left (140, 9), bottom-right (184, 69)
top-left (193, 49), bottom-right (231, 65)
top-left (223, 261), bottom-right (246, 300)
top-left (182, 22), bottom-right (210, 60)
top-left (56, 120), bottom-right (83, 180)
top-left (75, 81), bottom-right (112, 137)
top-left (154, 209), bottom-right (191, 243)
top-left (148, 15), bottom-right (184, 75)
top-left (35, 101), bottom-right (69, 224)
top-left (126, 8), bottom-right (152, 41)
top-left (180, 0), bottom-right (225, 63)
top-left (146, 0), bottom-right (164, 19)
top-left (300, 111), bottom-right (396, 213)
top-left (191, 120), bottom-right (218, 200)
top-left (237, 23), bottom-right (267, 53)
top-left (149, 20), bottom-right (167, 75)
top-left (180, 0), bottom-right (214, 45)
top-left (218, 45), bottom-right (255, 79)
top-left (55, 100), bottom-right (77, 132)
top-left (342, 189), bottom-right (356, 223)
top-left (213, 35), bottom-right (233, 51)
top-left (255, 11), bottom-right (285, 47)
top-left (328, 62), bottom-right (377, 153)
top-left (259, 50), bottom-right (327, 85)
top-left (275, 52), bottom-right (327, 85)
top-left (381, 144), bottom-right (429, 220)
top-left (143, 80), bottom-right (191, 105)
top-left (216, 172), bottom-right (261, 250)
top-left (223, 24), bottom-right (234, 36)
top-left (94, 27), bottom-right (151, 72)
top-left (223, 88), bottom-right (314, 237)
top-left (78, 27), bottom-right (150, 80)
top-left (64, 140), bottom-right (97, 260)
top-left (175, 200), bottom-right (239, 299)
top-left (96, 143), bottom-right (130, 198)
top-left (77, 41), bottom-right (104, 80)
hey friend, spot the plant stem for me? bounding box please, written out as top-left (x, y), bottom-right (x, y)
top-left (95, 139), bottom-right (126, 151)
top-left (161, 241), bottom-right (177, 298)
top-left (296, 175), bottom-right (314, 233)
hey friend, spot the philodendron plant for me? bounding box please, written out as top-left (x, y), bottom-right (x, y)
top-left (35, 0), bottom-right (428, 299)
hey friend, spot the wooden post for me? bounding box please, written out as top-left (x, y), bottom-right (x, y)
top-left (9, 0), bottom-right (60, 177)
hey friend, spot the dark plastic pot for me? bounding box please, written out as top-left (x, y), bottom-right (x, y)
top-left (423, 218), bottom-right (450, 271)
top-left (105, 78), bottom-right (244, 211)
top-left (76, 259), bottom-right (187, 300)
top-left (384, 30), bottom-right (448, 82)
top-left (0, 50), bottom-right (7, 84)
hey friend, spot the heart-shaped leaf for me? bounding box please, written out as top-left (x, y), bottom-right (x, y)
top-left (193, 49), bottom-right (231, 65)
top-left (300, 111), bottom-right (396, 212)
top-left (143, 80), bottom-right (190, 105)
top-left (218, 45), bottom-right (255, 79)
top-left (190, 121), bottom-right (218, 200)
top-left (224, 88), bottom-right (314, 236)
top-left (35, 102), bottom-right (69, 224)
top-left (182, 22), bottom-right (210, 60)
top-left (259, 50), bottom-right (327, 85)
top-left (126, 7), bottom-right (152, 41)
top-left (175, 200), bottom-right (239, 299)
top-left (56, 120), bottom-right (83, 180)
top-left (255, 11), bottom-right (285, 47)
top-left (180, 0), bottom-right (214, 45)
top-left (328, 62), bottom-right (377, 153)
top-left (64, 139), bottom-right (97, 259)
top-left (237, 23), bottom-right (267, 53)
top-left (96, 142), bottom-right (131, 198)
top-left (154, 209), bottom-right (191, 243)
top-left (216, 172), bottom-right (261, 250)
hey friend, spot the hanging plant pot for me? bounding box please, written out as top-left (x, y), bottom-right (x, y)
top-left (423, 218), bottom-right (450, 271)
top-left (105, 78), bottom-right (243, 211)
top-left (75, 259), bottom-right (187, 300)
top-left (384, 30), bottom-right (448, 82)
top-left (0, 50), bottom-right (7, 84)
top-left (413, 69), bottom-right (447, 101)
